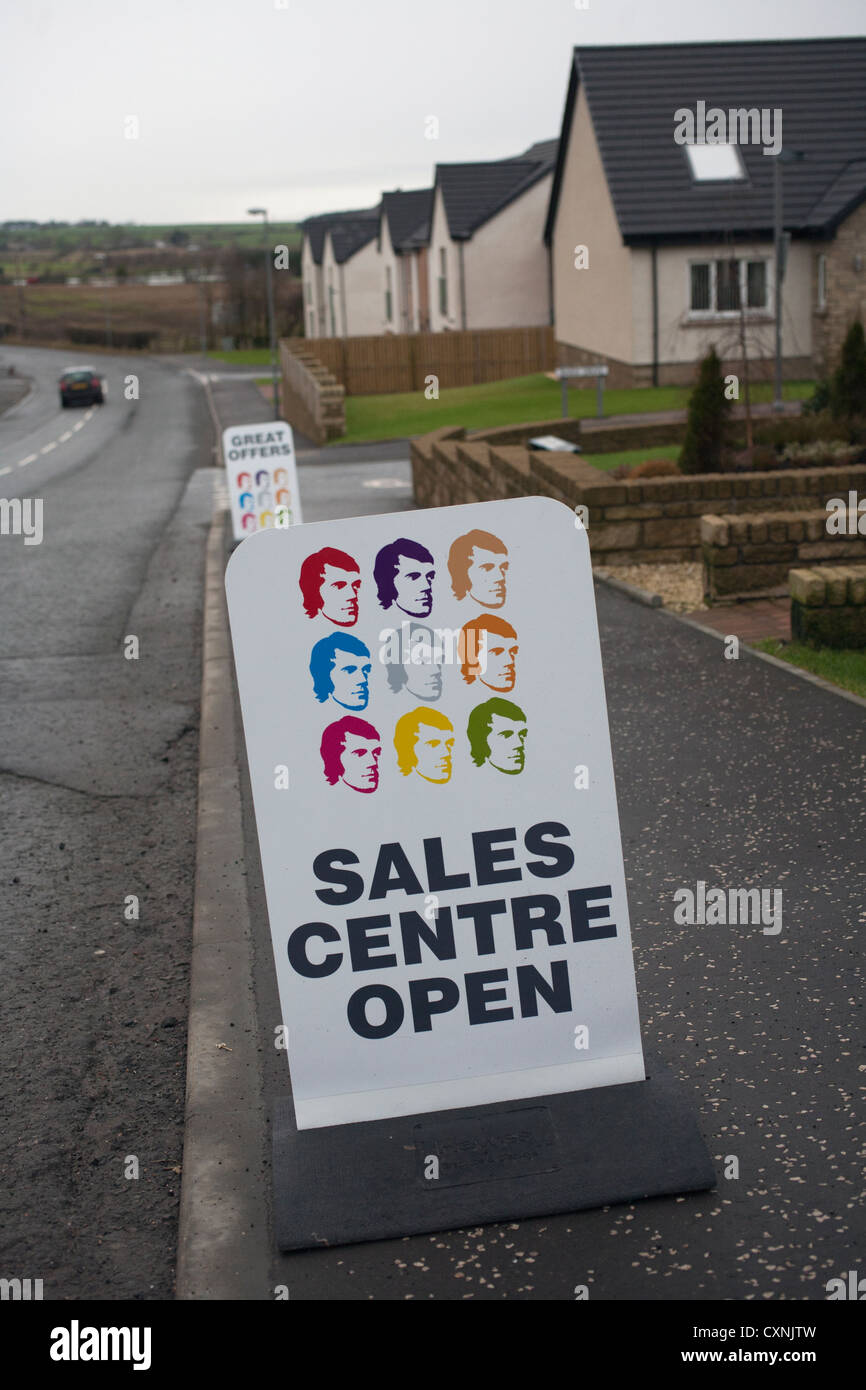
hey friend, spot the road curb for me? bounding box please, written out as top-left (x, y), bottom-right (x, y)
top-left (594, 571), bottom-right (663, 608)
top-left (175, 504), bottom-right (270, 1300)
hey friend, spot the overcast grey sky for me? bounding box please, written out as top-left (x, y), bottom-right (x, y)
top-left (1, 0), bottom-right (862, 224)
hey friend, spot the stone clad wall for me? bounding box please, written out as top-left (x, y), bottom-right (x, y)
top-left (279, 342), bottom-right (346, 446)
top-left (790, 565), bottom-right (866, 647)
top-left (411, 425), bottom-right (866, 568)
top-left (701, 510), bottom-right (866, 600)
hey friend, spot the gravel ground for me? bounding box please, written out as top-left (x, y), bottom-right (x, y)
top-left (597, 562), bottom-right (705, 613)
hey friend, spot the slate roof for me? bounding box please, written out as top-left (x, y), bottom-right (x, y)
top-left (300, 207), bottom-right (380, 264)
top-left (436, 140), bottom-right (558, 241)
top-left (381, 189), bottom-right (433, 252)
top-left (328, 213), bottom-right (381, 265)
top-left (512, 139), bottom-right (560, 164)
top-left (545, 38), bottom-right (866, 245)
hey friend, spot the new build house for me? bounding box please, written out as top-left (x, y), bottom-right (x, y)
top-left (429, 141), bottom-right (558, 332)
top-left (300, 207), bottom-right (381, 339)
top-left (379, 189), bottom-right (434, 334)
top-left (300, 141), bottom-right (557, 340)
top-left (545, 38), bottom-right (866, 385)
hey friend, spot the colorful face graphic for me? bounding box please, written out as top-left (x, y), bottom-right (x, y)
top-left (310, 635), bottom-right (371, 711)
top-left (331, 648), bottom-right (372, 710)
top-left (460, 617), bottom-right (518, 692)
top-left (320, 564), bottom-right (361, 627)
top-left (413, 721), bottom-right (454, 783)
top-left (300, 549), bottom-right (361, 627)
top-left (340, 731), bottom-right (381, 792)
top-left (467, 546), bottom-right (509, 609)
top-left (386, 624), bottom-right (443, 701)
top-left (374, 540), bottom-right (435, 617)
top-left (393, 553), bottom-right (435, 617)
top-left (448, 530), bottom-right (509, 608)
top-left (479, 629), bottom-right (518, 692)
top-left (486, 712), bottom-right (527, 774)
top-left (467, 699), bottom-right (527, 776)
top-left (394, 709), bottom-right (454, 784)
top-left (407, 650), bottom-right (443, 700)
top-left (320, 717), bottom-right (381, 794)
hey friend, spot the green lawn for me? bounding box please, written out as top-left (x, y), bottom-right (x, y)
top-left (753, 639), bottom-right (866, 699)
top-left (208, 348), bottom-right (277, 367)
top-left (335, 373), bottom-right (814, 446)
top-left (582, 444), bottom-right (682, 473)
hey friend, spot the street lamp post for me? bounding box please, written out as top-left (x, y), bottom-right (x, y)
top-left (248, 206), bottom-right (280, 421)
top-left (196, 269), bottom-right (207, 363)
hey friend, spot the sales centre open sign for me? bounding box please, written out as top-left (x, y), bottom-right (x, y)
top-left (226, 497), bottom-right (645, 1130)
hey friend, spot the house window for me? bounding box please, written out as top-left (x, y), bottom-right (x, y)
top-left (689, 258), bottom-right (769, 315)
top-left (716, 259), bottom-right (740, 312)
top-left (438, 248), bottom-right (448, 317)
top-left (817, 253), bottom-right (827, 310)
top-left (690, 264), bottom-right (711, 312)
top-left (385, 266), bottom-right (393, 323)
top-left (747, 260), bottom-right (767, 309)
top-left (308, 309), bottom-right (315, 337)
top-left (328, 281), bottom-right (336, 337)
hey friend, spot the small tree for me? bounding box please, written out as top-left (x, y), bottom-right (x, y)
top-left (830, 319), bottom-right (866, 419)
top-left (680, 345), bottom-right (732, 473)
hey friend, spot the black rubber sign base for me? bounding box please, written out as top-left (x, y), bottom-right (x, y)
top-left (272, 1057), bottom-right (715, 1251)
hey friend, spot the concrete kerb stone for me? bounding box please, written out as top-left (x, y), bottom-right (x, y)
top-left (175, 507), bottom-right (270, 1301)
top-left (594, 571), bottom-right (663, 609)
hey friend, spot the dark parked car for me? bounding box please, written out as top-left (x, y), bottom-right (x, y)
top-left (59, 367), bottom-right (104, 407)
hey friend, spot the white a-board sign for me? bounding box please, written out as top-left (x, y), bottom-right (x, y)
top-left (222, 419), bottom-right (302, 540)
top-left (225, 497), bottom-right (645, 1130)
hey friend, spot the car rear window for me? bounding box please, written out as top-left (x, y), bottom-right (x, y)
top-left (65, 371), bottom-right (95, 382)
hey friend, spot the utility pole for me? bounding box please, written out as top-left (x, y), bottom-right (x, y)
top-left (248, 206), bottom-right (280, 420)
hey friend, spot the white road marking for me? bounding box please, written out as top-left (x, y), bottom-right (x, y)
top-left (4, 406), bottom-right (93, 474)
top-left (363, 478), bottom-right (411, 490)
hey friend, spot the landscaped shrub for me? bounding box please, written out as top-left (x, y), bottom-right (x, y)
top-left (679, 346), bottom-right (731, 474)
top-left (830, 320), bottom-right (866, 419)
top-left (803, 379), bottom-right (831, 415)
top-left (780, 439), bottom-right (860, 467)
top-left (629, 458), bottom-right (680, 479)
top-left (752, 412), bottom-right (848, 450)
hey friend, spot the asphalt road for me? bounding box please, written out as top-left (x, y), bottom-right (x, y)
top-left (0, 345), bottom-right (213, 1298)
top-left (232, 467), bottom-right (865, 1301)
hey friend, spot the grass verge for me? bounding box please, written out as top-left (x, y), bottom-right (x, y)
top-left (336, 374), bottom-right (813, 446)
top-left (752, 639), bottom-right (866, 699)
top-left (207, 349), bottom-right (276, 366)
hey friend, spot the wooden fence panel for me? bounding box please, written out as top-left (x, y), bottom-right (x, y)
top-left (286, 326), bottom-right (554, 396)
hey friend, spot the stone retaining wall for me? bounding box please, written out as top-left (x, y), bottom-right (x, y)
top-left (701, 510), bottom-right (866, 601)
top-left (280, 342), bottom-right (346, 446)
top-left (790, 564), bottom-right (866, 647)
top-left (411, 426), bottom-right (866, 568)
